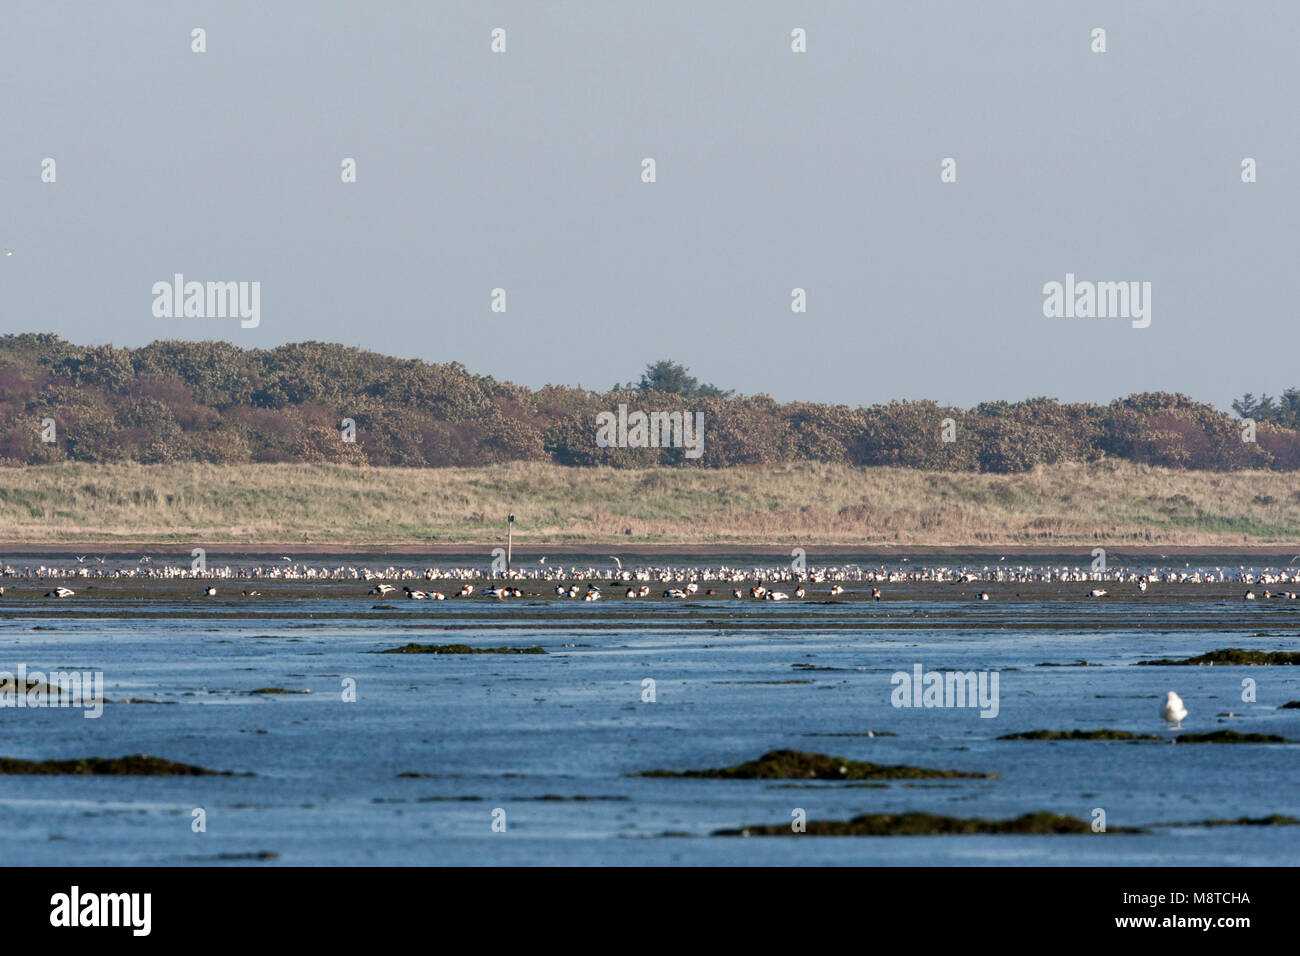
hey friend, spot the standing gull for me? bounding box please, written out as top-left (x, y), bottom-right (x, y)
top-left (1161, 691), bottom-right (1188, 729)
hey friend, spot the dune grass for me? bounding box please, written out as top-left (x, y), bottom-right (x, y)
top-left (0, 459), bottom-right (1297, 547)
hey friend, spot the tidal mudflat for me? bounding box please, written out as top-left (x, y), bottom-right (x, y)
top-left (2, 569), bottom-right (1298, 866)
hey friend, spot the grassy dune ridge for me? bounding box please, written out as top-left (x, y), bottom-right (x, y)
top-left (1, 460), bottom-right (1296, 546)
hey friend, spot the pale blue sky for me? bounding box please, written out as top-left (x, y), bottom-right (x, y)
top-left (2, 1), bottom-right (1297, 410)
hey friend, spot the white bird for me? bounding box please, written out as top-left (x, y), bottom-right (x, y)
top-left (3, 249), bottom-right (12, 256)
top-left (203, 586), bottom-right (217, 596)
top-left (1161, 691), bottom-right (1188, 729)
top-left (1244, 590), bottom-right (1257, 600)
top-left (1088, 589), bottom-right (1108, 598)
top-left (977, 592), bottom-right (990, 601)
top-left (46, 586), bottom-right (76, 598)
top-left (369, 583), bottom-right (396, 596)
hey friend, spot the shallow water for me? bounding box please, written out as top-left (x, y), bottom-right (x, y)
top-left (2, 583), bottom-right (1298, 866)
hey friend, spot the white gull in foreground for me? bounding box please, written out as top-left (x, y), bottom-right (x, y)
top-left (1161, 691), bottom-right (1188, 729)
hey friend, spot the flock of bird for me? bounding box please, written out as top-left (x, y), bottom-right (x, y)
top-left (5, 556), bottom-right (1300, 603)
top-left (1, 557), bottom-right (1265, 733)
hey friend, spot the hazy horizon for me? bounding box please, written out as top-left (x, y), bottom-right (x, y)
top-left (3, 1), bottom-right (1297, 411)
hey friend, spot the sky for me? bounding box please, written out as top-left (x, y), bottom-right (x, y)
top-left (2, 1), bottom-right (1297, 411)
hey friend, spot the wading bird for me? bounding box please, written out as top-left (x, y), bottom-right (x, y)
top-left (1161, 691), bottom-right (1188, 729)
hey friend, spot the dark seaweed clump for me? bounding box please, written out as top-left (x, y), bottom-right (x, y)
top-left (1137, 648), bottom-right (1300, 666)
top-left (1163, 815), bottom-right (1299, 828)
top-left (637, 749), bottom-right (996, 780)
top-left (0, 754), bottom-right (245, 776)
top-left (248, 687), bottom-right (311, 694)
top-left (1175, 730), bottom-right (1290, 744)
top-left (715, 811), bottom-right (1140, 837)
top-left (1034, 661), bottom-right (1096, 667)
top-left (998, 729), bottom-right (1158, 741)
top-left (377, 643), bottom-right (546, 655)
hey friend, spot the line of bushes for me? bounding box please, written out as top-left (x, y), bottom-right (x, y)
top-left (2, 334), bottom-right (1296, 472)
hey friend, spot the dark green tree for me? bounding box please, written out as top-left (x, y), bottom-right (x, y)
top-left (613, 360), bottom-right (732, 398)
